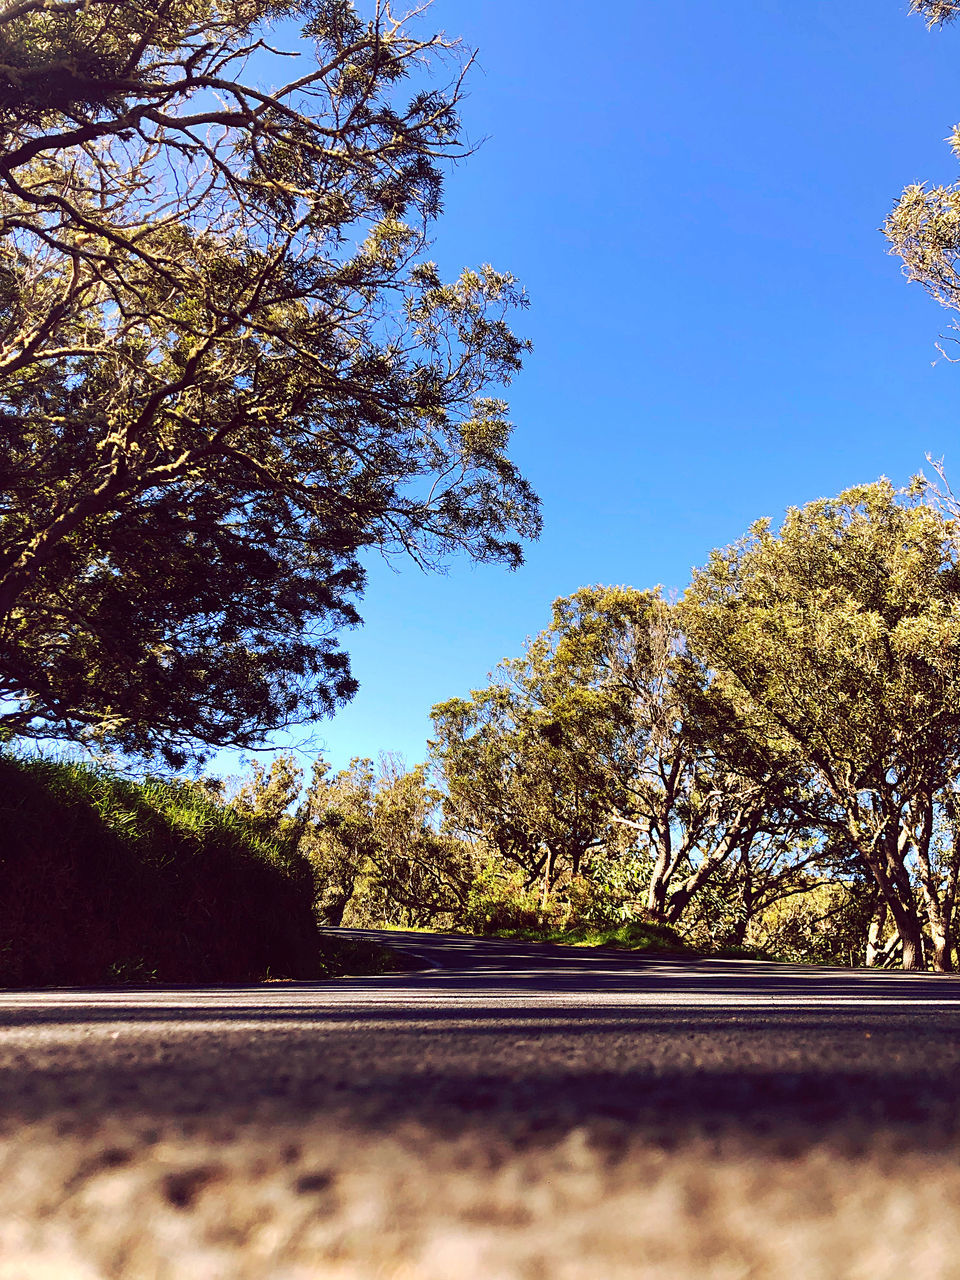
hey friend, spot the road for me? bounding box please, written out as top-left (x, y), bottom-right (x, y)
top-left (2, 931), bottom-right (960, 1278)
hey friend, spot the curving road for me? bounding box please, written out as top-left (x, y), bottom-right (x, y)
top-left (2, 931), bottom-right (960, 1277)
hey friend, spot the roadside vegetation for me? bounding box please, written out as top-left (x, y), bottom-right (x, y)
top-left (252, 480), bottom-right (960, 974)
top-left (0, 754), bottom-right (397, 985)
top-left (5, 3), bottom-right (960, 981)
top-left (7, 478), bottom-right (958, 983)
top-left (15, 476), bottom-right (955, 980)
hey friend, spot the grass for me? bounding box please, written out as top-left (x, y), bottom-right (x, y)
top-left (379, 916), bottom-right (773, 960)
top-left (481, 919), bottom-right (692, 953)
top-left (375, 917), bottom-right (695, 954)
top-left (482, 922), bottom-right (776, 960)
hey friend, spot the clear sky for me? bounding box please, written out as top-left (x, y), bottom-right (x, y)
top-left (219, 0), bottom-right (960, 778)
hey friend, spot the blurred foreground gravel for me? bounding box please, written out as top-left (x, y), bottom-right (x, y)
top-left (2, 931), bottom-right (960, 1278)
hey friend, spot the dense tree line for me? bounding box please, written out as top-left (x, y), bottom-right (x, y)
top-left (226, 478), bottom-right (960, 972)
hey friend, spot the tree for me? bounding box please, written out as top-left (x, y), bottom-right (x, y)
top-left (229, 753), bottom-right (304, 852)
top-left (682, 480), bottom-right (960, 970)
top-left (300, 753), bottom-right (470, 925)
top-left (431, 655), bottom-right (611, 909)
top-left (432, 586), bottom-right (797, 927)
top-left (300, 756), bottom-right (378, 925)
top-left (521, 586), bottom-right (804, 927)
top-left (885, 2), bottom-right (960, 333)
top-left (0, 0), bottom-right (539, 765)
top-left (362, 755), bottom-right (473, 924)
top-left (908, 2), bottom-right (960, 27)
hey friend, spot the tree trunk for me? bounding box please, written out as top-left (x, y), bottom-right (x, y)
top-left (645, 841), bottom-right (671, 923)
top-left (541, 848), bottom-right (556, 913)
top-left (646, 874), bottom-right (668, 924)
top-left (931, 932), bottom-right (953, 974)
top-left (912, 794), bottom-right (952, 972)
top-left (899, 922), bottom-right (924, 972)
top-left (726, 915), bottom-right (749, 948)
top-left (853, 820), bottom-right (925, 970)
top-left (865, 900), bottom-right (887, 968)
top-left (921, 889), bottom-right (953, 972)
top-left (319, 891), bottom-right (351, 926)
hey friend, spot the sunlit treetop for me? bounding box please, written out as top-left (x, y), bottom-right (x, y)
top-left (910, 0), bottom-right (960, 27)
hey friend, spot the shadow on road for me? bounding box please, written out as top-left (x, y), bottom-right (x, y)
top-left (0, 930), bottom-right (957, 1160)
top-left (0, 1005), bottom-right (956, 1160)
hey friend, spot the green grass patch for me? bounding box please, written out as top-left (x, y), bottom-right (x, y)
top-left (481, 919), bottom-right (692, 953)
top-left (473, 919), bottom-right (774, 959)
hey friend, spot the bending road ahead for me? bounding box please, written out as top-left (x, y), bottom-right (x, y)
top-left (2, 933), bottom-right (960, 1278)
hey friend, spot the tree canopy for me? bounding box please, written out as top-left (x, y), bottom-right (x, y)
top-left (431, 586), bottom-right (805, 928)
top-left (909, 1), bottom-right (960, 26)
top-left (0, 0), bottom-right (539, 764)
top-left (192, 479), bottom-right (960, 971)
top-left (682, 480), bottom-right (960, 969)
top-left (886, 0), bottom-right (960, 335)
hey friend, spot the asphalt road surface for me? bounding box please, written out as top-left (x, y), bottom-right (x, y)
top-left (3, 932), bottom-right (960, 1278)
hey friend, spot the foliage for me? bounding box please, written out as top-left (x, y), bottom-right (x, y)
top-left (312, 931), bottom-right (417, 977)
top-left (682, 479), bottom-right (960, 970)
top-left (886, 2), bottom-right (960, 341)
top-left (432, 586), bottom-right (806, 927)
top-left (359, 756), bottom-right (474, 923)
top-left (0, 751), bottom-right (323, 984)
top-left (673, 832), bottom-right (828, 952)
top-left (454, 859), bottom-right (688, 951)
top-left (431, 676), bottom-right (608, 905)
top-left (299, 753), bottom-right (471, 926)
top-left (460, 866), bottom-right (549, 934)
top-left (231, 485), bottom-right (960, 973)
top-left (547, 919), bottom-right (687, 952)
top-left (750, 881), bottom-right (878, 968)
top-left (230, 754), bottom-right (305, 853)
top-left (300, 756), bottom-right (379, 925)
top-left (910, 1), bottom-right (960, 27)
top-left (471, 910), bottom-right (689, 954)
top-left (0, 0), bottom-right (539, 765)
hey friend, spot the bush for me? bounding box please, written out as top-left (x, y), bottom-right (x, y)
top-left (752, 883), bottom-right (873, 966)
top-left (0, 754), bottom-right (324, 985)
top-left (461, 869), bottom-right (548, 934)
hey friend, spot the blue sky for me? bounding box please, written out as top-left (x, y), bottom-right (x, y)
top-left (221, 0), bottom-right (960, 778)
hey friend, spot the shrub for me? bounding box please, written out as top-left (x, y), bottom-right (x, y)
top-left (461, 869), bottom-right (547, 934)
top-left (0, 754), bottom-right (323, 985)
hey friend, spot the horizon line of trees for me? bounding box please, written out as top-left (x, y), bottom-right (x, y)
top-left (208, 475), bottom-right (960, 973)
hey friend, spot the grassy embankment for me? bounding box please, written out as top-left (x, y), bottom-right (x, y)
top-left (481, 921), bottom-right (764, 958)
top-left (498, 920), bottom-right (691, 952)
top-left (0, 754), bottom-right (399, 986)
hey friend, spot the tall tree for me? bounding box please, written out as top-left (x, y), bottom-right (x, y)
top-left (0, 0), bottom-right (539, 764)
top-left (682, 481), bottom-right (960, 970)
top-left (363, 755), bottom-right (473, 924)
top-left (520, 586), bottom-right (798, 926)
top-left (431, 678), bottom-right (608, 906)
top-left (300, 754), bottom-right (470, 925)
top-left (300, 757), bottom-right (379, 926)
top-left (432, 586), bottom-right (793, 926)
